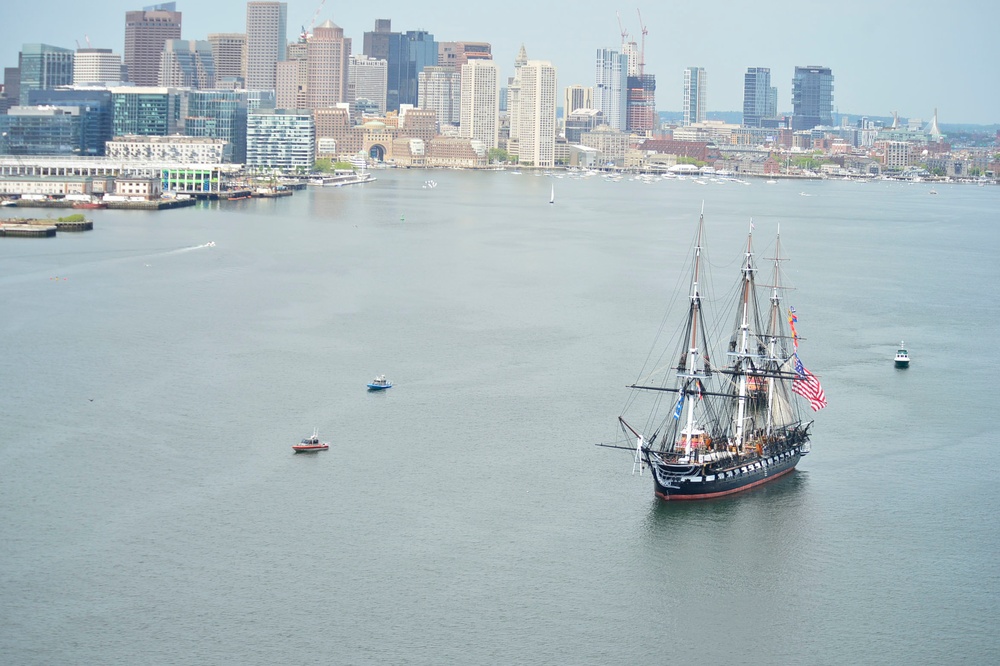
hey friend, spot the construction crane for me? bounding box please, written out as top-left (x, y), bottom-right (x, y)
top-left (306, 0), bottom-right (326, 37)
top-left (616, 11), bottom-right (629, 48)
top-left (636, 9), bottom-right (647, 77)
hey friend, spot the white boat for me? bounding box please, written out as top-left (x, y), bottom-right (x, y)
top-left (894, 342), bottom-right (910, 368)
top-left (549, 184), bottom-right (554, 204)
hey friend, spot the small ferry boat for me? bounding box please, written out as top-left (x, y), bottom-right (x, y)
top-left (293, 429), bottom-right (329, 453)
top-left (367, 374), bottom-right (392, 391)
top-left (894, 342), bottom-right (910, 368)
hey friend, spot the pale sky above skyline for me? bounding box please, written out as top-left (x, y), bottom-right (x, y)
top-left (4, 0), bottom-right (998, 125)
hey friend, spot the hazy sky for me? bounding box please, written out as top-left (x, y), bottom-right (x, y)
top-left (4, 0), bottom-right (997, 125)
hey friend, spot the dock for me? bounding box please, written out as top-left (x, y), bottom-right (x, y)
top-left (1, 216), bottom-right (94, 238)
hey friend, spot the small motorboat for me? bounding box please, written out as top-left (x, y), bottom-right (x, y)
top-left (894, 342), bottom-right (910, 368)
top-left (367, 374), bottom-right (393, 391)
top-left (293, 429), bottom-right (329, 453)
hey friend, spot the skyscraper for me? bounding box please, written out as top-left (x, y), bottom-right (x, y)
top-left (626, 74), bottom-right (655, 134)
top-left (159, 40), bottom-right (215, 89)
top-left (791, 65), bottom-right (833, 130)
top-left (514, 60), bottom-right (556, 168)
top-left (743, 67), bottom-right (777, 127)
top-left (306, 20), bottom-right (351, 108)
top-left (207, 33), bottom-right (246, 85)
top-left (459, 60), bottom-right (499, 150)
top-left (595, 49), bottom-right (627, 131)
top-left (350, 55), bottom-right (388, 115)
top-left (682, 67), bottom-right (706, 126)
top-left (564, 85), bottom-right (593, 115)
top-left (506, 44), bottom-right (529, 142)
top-left (73, 48), bottom-right (123, 85)
top-left (245, 1), bottom-right (287, 90)
top-left (419, 66), bottom-right (461, 128)
top-left (124, 3), bottom-right (182, 86)
top-left (17, 44), bottom-right (74, 104)
top-left (396, 31), bottom-right (437, 111)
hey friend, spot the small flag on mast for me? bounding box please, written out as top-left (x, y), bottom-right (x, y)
top-left (672, 391), bottom-right (685, 420)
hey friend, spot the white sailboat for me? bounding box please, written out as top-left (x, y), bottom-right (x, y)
top-left (549, 183), bottom-right (555, 204)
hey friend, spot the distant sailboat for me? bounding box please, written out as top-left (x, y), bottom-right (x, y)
top-left (549, 184), bottom-right (555, 204)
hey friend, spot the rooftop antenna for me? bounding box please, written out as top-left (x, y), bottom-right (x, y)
top-left (636, 9), bottom-right (647, 77)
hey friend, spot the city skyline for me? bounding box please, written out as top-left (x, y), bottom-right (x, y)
top-left (3, 0), bottom-right (998, 125)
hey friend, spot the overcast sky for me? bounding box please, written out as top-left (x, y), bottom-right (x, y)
top-left (4, 0), bottom-right (997, 125)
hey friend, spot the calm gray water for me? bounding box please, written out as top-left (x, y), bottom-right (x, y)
top-left (2, 171), bottom-right (998, 664)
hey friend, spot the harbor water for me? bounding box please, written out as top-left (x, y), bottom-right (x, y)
top-left (1, 170), bottom-right (998, 664)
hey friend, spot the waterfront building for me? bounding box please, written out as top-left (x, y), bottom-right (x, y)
top-left (314, 105), bottom-right (359, 158)
top-left (73, 49), bottom-right (123, 85)
top-left (564, 108), bottom-right (602, 143)
top-left (185, 90), bottom-right (248, 163)
top-left (0, 106), bottom-right (83, 156)
top-left (424, 136), bottom-right (488, 168)
top-left (245, 1), bottom-right (287, 91)
top-left (743, 67), bottom-right (777, 128)
top-left (107, 135), bottom-right (231, 163)
top-left (791, 65), bottom-right (834, 130)
top-left (420, 66), bottom-right (461, 129)
top-left (459, 60), bottom-right (499, 150)
top-left (564, 85), bottom-right (593, 115)
top-left (595, 49), bottom-right (627, 131)
top-left (207, 33), bottom-right (246, 86)
top-left (683, 67), bottom-right (706, 126)
top-left (246, 108), bottom-right (314, 169)
top-left (437, 42), bottom-right (492, 71)
top-left (626, 74), bottom-right (656, 134)
top-left (306, 20), bottom-right (351, 109)
top-left (17, 44), bottom-right (74, 104)
top-left (513, 60), bottom-right (557, 168)
top-left (124, 3), bottom-right (182, 86)
top-left (398, 107), bottom-right (438, 143)
top-left (110, 86), bottom-right (186, 136)
top-left (350, 55), bottom-right (388, 115)
top-left (580, 124), bottom-right (629, 167)
top-left (159, 40), bottom-right (216, 89)
top-left (27, 88), bottom-right (114, 156)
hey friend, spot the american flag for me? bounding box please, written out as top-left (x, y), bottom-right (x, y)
top-left (792, 355), bottom-right (827, 411)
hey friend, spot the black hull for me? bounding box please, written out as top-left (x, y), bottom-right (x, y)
top-left (647, 446), bottom-right (805, 500)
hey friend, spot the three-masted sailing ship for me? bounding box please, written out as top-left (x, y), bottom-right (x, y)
top-left (609, 209), bottom-right (826, 500)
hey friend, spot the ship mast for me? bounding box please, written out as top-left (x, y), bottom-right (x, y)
top-left (680, 209), bottom-right (706, 454)
top-left (732, 221), bottom-right (755, 450)
top-left (763, 227), bottom-right (786, 435)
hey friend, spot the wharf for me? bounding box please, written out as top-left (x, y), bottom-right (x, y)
top-left (0, 216), bottom-right (93, 237)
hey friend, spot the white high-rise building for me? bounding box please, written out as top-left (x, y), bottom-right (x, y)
top-left (245, 1), bottom-right (287, 90)
top-left (459, 60), bottom-right (498, 150)
top-left (420, 66), bottom-right (461, 128)
top-left (73, 48), bottom-right (122, 85)
top-left (507, 44), bottom-right (528, 141)
top-left (350, 55), bottom-right (387, 115)
top-left (683, 67), bottom-right (707, 126)
top-left (595, 49), bottom-right (627, 131)
top-left (514, 60), bottom-right (556, 168)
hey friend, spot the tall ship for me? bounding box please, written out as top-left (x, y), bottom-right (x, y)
top-left (607, 209), bottom-right (826, 500)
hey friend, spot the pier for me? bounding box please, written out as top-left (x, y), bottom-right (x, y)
top-left (1, 216), bottom-right (93, 238)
